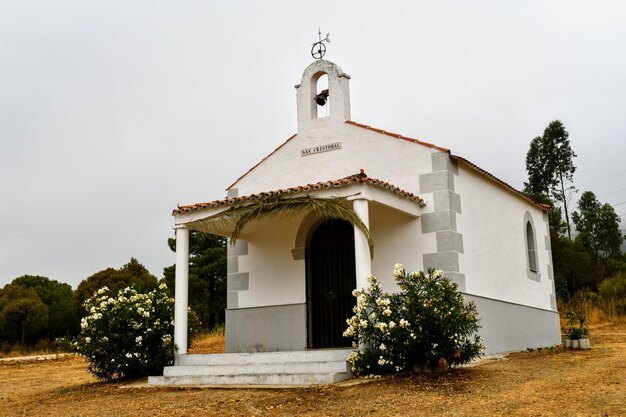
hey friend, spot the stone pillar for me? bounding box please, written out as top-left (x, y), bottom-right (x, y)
top-left (173, 226), bottom-right (190, 356)
top-left (352, 198), bottom-right (372, 290)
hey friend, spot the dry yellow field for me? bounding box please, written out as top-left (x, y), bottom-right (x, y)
top-left (1, 324), bottom-right (625, 417)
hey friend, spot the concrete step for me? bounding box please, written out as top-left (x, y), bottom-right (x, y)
top-left (148, 371), bottom-right (352, 386)
top-left (176, 349), bottom-right (352, 366)
top-left (148, 349), bottom-right (354, 386)
top-left (163, 360), bottom-right (350, 377)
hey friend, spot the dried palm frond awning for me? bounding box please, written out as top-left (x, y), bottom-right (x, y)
top-left (174, 170), bottom-right (426, 258)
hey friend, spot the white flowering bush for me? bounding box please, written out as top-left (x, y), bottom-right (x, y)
top-left (345, 265), bottom-right (483, 376)
top-left (67, 284), bottom-right (199, 380)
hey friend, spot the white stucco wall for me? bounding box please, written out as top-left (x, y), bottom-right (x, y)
top-left (234, 199), bottom-right (433, 309)
top-left (231, 119), bottom-right (436, 200)
top-left (369, 202), bottom-right (434, 292)
top-left (455, 165), bottom-right (555, 311)
top-left (236, 216), bottom-right (305, 308)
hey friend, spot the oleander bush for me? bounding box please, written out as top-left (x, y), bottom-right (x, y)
top-left (63, 284), bottom-right (199, 380)
top-left (345, 265), bottom-right (483, 376)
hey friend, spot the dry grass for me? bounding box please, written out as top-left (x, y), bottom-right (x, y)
top-left (189, 327), bottom-right (226, 354)
top-left (0, 339), bottom-right (59, 359)
top-left (1, 322), bottom-right (625, 416)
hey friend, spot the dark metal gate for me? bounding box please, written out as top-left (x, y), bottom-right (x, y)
top-left (306, 219), bottom-right (356, 349)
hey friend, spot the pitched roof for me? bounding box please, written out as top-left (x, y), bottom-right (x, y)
top-left (175, 169), bottom-right (425, 215)
top-left (221, 119), bottom-right (546, 211)
top-left (347, 121), bottom-right (547, 211)
top-left (345, 120), bottom-right (449, 152)
top-left (450, 155), bottom-right (550, 210)
top-left (226, 134), bottom-right (297, 191)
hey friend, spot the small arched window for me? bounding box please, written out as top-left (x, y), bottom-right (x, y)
top-left (526, 221), bottom-right (538, 272)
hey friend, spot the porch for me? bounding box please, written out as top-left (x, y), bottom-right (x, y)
top-left (150, 171), bottom-right (425, 386)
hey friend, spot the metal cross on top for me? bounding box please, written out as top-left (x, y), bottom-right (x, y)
top-left (311, 28), bottom-right (330, 60)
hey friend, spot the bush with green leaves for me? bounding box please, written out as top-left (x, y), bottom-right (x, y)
top-left (345, 265), bottom-right (483, 376)
top-left (67, 283), bottom-right (199, 380)
top-left (599, 272), bottom-right (626, 300)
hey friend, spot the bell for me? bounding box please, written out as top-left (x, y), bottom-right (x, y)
top-left (315, 89), bottom-right (329, 106)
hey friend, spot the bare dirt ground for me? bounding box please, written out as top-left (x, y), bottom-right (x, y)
top-left (1, 325), bottom-right (625, 417)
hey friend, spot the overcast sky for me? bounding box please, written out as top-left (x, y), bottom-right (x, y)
top-left (1, 1), bottom-right (625, 288)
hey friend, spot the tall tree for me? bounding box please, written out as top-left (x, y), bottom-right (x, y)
top-left (572, 191), bottom-right (624, 258)
top-left (163, 232), bottom-right (227, 330)
top-left (11, 275), bottom-right (75, 338)
top-left (73, 258), bottom-right (158, 320)
top-left (0, 285), bottom-right (49, 344)
top-left (525, 120), bottom-right (577, 239)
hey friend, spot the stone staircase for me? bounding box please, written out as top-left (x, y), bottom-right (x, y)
top-left (148, 349), bottom-right (353, 386)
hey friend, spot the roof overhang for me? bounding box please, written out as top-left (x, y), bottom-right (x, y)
top-left (173, 170), bottom-right (425, 237)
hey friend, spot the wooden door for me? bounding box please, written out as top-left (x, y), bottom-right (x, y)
top-left (306, 219), bottom-right (356, 348)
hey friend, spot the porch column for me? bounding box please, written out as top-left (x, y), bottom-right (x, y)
top-left (352, 198), bottom-right (372, 290)
top-left (173, 225), bottom-right (190, 355)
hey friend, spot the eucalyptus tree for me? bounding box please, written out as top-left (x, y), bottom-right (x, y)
top-left (525, 120), bottom-right (577, 239)
top-left (572, 191), bottom-right (624, 258)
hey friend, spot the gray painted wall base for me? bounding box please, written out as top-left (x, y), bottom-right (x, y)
top-left (224, 296), bottom-right (560, 357)
top-left (465, 294), bottom-right (561, 355)
top-left (226, 304), bottom-right (306, 353)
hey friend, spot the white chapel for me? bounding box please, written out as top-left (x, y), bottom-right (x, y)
top-left (149, 56), bottom-right (561, 386)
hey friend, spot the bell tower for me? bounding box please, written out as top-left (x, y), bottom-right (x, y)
top-left (295, 60), bottom-right (351, 134)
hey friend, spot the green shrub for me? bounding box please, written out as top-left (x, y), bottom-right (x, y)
top-left (65, 284), bottom-right (198, 381)
top-left (345, 265), bottom-right (483, 376)
top-left (599, 273), bottom-right (626, 300)
top-left (598, 273), bottom-right (626, 315)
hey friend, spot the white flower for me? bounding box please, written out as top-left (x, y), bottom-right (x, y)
top-left (393, 263), bottom-right (404, 278)
top-left (379, 343), bottom-right (387, 351)
top-left (378, 357), bottom-right (387, 366)
top-left (399, 319), bottom-right (409, 328)
top-left (352, 289), bottom-right (360, 297)
top-left (159, 283), bottom-right (167, 290)
top-left (135, 336), bottom-right (143, 344)
top-left (85, 337), bottom-right (91, 343)
top-left (433, 269), bottom-right (444, 278)
top-left (369, 312), bottom-right (377, 320)
top-left (374, 322), bottom-right (388, 331)
top-left (357, 294), bottom-right (367, 306)
top-left (359, 320), bottom-right (368, 328)
top-left (383, 308), bottom-right (392, 316)
top-left (388, 321), bottom-right (396, 329)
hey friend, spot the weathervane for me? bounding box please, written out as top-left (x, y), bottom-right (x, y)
top-left (311, 28), bottom-right (330, 60)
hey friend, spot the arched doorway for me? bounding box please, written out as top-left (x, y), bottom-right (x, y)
top-left (306, 219), bottom-right (356, 348)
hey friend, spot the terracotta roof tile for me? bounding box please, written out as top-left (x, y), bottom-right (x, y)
top-left (221, 120), bottom-right (546, 211)
top-left (450, 155), bottom-right (549, 211)
top-left (345, 120), bottom-right (449, 152)
top-left (175, 169), bottom-right (425, 215)
top-left (226, 133), bottom-right (297, 190)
